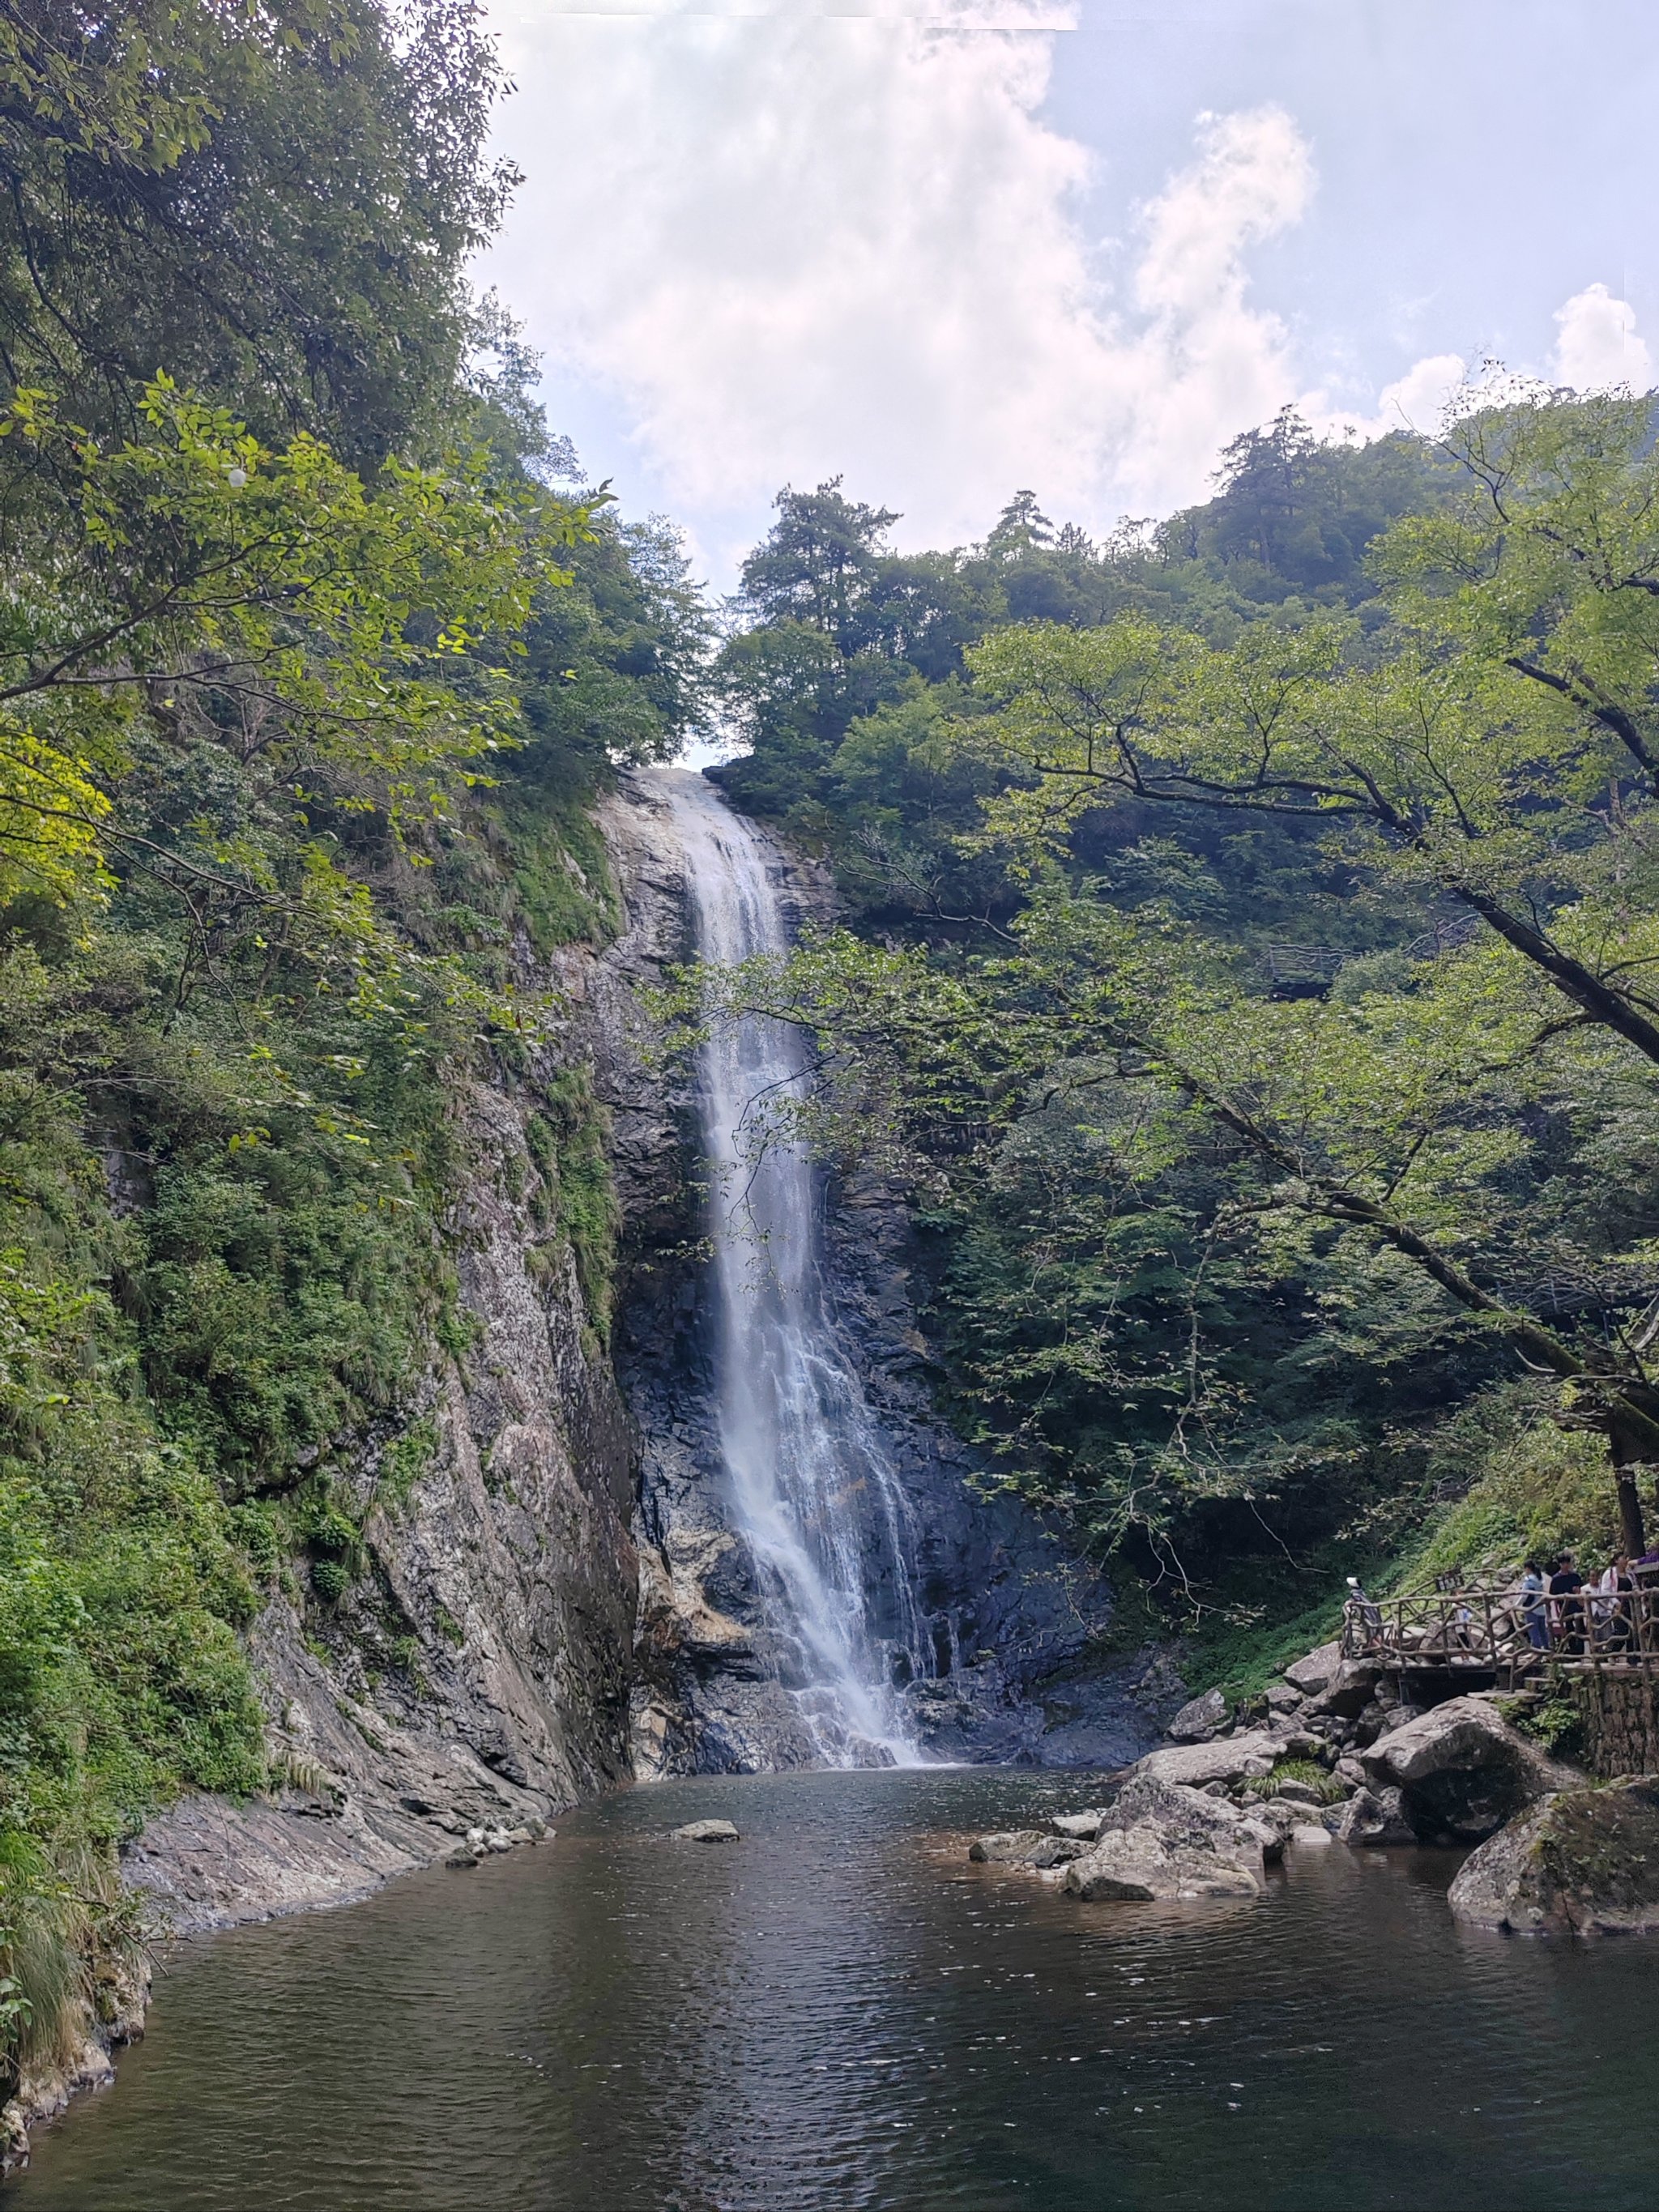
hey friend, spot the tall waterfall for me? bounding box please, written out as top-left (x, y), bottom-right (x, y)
top-left (659, 769), bottom-right (928, 1768)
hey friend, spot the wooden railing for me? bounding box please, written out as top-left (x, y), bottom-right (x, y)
top-left (1341, 1576), bottom-right (1659, 1675)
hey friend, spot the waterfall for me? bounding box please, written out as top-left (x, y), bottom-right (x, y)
top-left (658, 769), bottom-right (928, 1768)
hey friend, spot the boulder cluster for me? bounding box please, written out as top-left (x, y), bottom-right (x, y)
top-left (967, 1638), bottom-right (1659, 1933)
top-left (444, 1818), bottom-right (550, 1870)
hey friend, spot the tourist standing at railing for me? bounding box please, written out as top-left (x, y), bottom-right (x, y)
top-left (1345, 1576), bottom-right (1382, 1639)
top-left (1549, 1553), bottom-right (1587, 1656)
top-left (1518, 1560), bottom-right (1550, 1653)
top-left (1601, 1556), bottom-right (1636, 1656)
top-left (1591, 1558), bottom-right (1622, 1647)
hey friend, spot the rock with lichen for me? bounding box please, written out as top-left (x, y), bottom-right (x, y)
top-left (1448, 1780), bottom-right (1659, 1933)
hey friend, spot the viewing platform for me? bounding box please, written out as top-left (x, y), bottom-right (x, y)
top-left (1341, 1578), bottom-right (1659, 1689)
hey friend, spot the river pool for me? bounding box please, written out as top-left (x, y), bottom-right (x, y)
top-left (13, 1768), bottom-right (1659, 2210)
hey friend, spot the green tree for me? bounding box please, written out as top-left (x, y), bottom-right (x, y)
top-left (0, 0), bottom-right (511, 465)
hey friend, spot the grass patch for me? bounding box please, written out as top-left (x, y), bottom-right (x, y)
top-left (1243, 1758), bottom-right (1346, 1805)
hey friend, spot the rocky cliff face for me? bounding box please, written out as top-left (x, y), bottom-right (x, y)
top-left (119, 768), bottom-right (1175, 1935)
top-left (6, 800), bottom-right (662, 2172)
top-left (601, 771), bottom-right (1179, 1776)
top-left (124, 1064), bottom-right (639, 1934)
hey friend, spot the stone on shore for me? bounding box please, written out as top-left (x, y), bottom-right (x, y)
top-left (1283, 1639), bottom-right (1342, 1696)
top-left (1129, 1728), bottom-right (1283, 1791)
top-left (1359, 1697), bottom-right (1580, 1842)
top-left (673, 1819), bottom-right (740, 1843)
top-left (1049, 1809), bottom-right (1107, 1841)
top-left (1166, 1687), bottom-right (1230, 1742)
top-left (1333, 1786), bottom-right (1416, 1848)
top-left (1304, 1660), bottom-right (1384, 1720)
top-left (1448, 1781), bottom-right (1659, 1934)
top-left (1271, 1778), bottom-right (1329, 1807)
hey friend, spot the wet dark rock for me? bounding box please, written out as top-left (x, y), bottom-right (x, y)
top-left (1333, 1787), bottom-right (1417, 1848)
top-left (1448, 1781), bottom-right (1659, 1934)
top-left (1360, 1697), bottom-right (1582, 1843)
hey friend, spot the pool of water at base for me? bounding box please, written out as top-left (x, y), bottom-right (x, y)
top-left (13, 1767), bottom-right (1659, 2212)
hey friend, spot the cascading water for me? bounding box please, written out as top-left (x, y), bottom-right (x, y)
top-left (658, 768), bottom-right (929, 1767)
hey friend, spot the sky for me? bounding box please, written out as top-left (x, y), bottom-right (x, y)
top-left (478, 0), bottom-right (1659, 587)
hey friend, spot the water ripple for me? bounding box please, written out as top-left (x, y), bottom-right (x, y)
top-left (15, 1769), bottom-right (1659, 2211)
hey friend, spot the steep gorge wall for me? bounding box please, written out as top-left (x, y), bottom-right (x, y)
top-left (6, 799), bottom-right (665, 2168)
top-left (124, 1090), bottom-right (639, 1935)
top-left (113, 799), bottom-right (686, 1940)
top-left (109, 769), bottom-right (1180, 1916)
top-left (6, 769), bottom-right (1182, 2167)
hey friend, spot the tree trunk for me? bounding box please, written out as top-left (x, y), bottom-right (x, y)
top-left (1618, 1473), bottom-right (1648, 1559)
top-left (1612, 1429), bottom-right (1650, 1558)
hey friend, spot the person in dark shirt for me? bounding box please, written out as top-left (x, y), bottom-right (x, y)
top-left (1549, 1553), bottom-right (1586, 1656)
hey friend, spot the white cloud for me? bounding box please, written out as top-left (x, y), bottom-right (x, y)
top-left (1307, 283), bottom-right (1656, 454)
top-left (1550, 282), bottom-right (1653, 392)
top-left (483, 4), bottom-right (1318, 544)
top-left (1109, 107), bottom-right (1314, 510)
top-left (1303, 350), bottom-right (1470, 445)
top-left (482, 7), bottom-right (1654, 557)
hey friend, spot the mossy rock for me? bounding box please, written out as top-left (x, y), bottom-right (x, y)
top-left (1448, 1779), bottom-right (1659, 1934)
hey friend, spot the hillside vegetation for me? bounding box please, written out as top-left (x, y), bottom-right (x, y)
top-left (0, 0), bottom-right (701, 2089)
top-left (706, 399), bottom-right (1659, 1674)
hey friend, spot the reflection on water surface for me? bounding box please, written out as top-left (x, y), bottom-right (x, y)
top-left (14, 1768), bottom-right (1659, 2211)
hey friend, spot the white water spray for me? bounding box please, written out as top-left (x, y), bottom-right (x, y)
top-left (658, 769), bottom-right (928, 1767)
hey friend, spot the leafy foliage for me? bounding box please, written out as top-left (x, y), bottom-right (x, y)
top-left (709, 390), bottom-right (1659, 1634)
top-left (0, 0), bottom-right (706, 2084)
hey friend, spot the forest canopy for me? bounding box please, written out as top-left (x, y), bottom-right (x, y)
top-left (706, 385), bottom-right (1659, 1640)
top-left (0, 0), bottom-right (704, 2085)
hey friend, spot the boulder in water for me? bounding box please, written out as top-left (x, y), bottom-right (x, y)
top-left (968, 1829), bottom-right (1085, 1868)
top-left (673, 1819), bottom-right (740, 1843)
top-left (1333, 1787), bottom-right (1416, 1848)
top-left (1050, 1809), bottom-right (1107, 1841)
top-left (1063, 1775), bottom-right (1271, 1900)
top-left (1448, 1781), bottom-right (1659, 1934)
top-left (1027, 1835), bottom-right (1088, 1869)
top-left (1359, 1697), bottom-right (1580, 1842)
